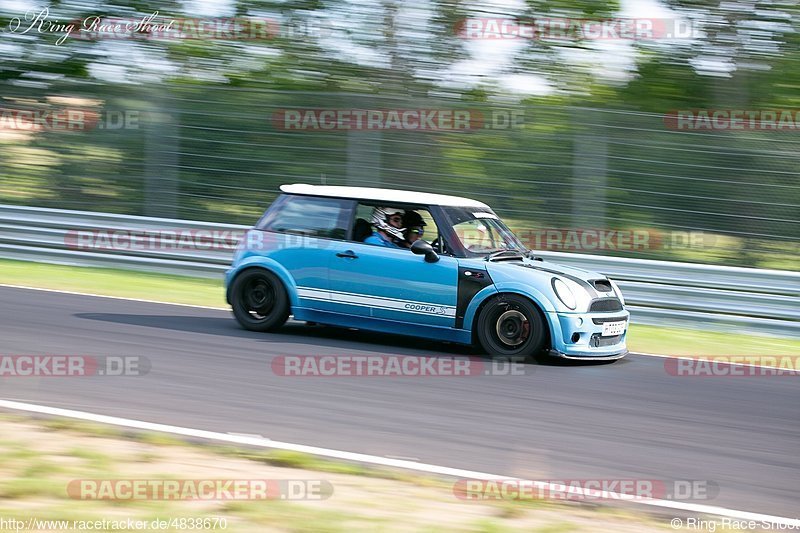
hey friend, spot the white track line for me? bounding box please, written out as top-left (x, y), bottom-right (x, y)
top-left (0, 283), bottom-right (793, 370)
top-left (0, 283), bottom-right (228, 311)
top-left (0, 399), bottom-right (798, 526)
top-left (634, 351), bottom-right (799, 372)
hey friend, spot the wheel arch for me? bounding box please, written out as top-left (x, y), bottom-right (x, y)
top-left (225, 258), bottom-right (298, 309)
top-left (465, 283), bottom-right (557, 348)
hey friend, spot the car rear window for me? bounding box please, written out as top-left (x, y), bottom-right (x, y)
top-left (257, 195), bottom-right (351, 239)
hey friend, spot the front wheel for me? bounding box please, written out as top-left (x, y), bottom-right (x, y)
top-left (476, 294), bottom-right (547, 361)
top-left (230, 269), bottom-right (289, 332)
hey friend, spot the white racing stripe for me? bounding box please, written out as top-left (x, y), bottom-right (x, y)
top-left (0, 399), bottom-right (797, 526)
top-left (297, 287), bottom-right (457, 317)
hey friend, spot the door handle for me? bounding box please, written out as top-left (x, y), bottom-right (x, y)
top-left (336, 250), bottom-right (358, 259)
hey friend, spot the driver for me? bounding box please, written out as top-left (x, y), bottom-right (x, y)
top-left (364, 207), bottom-right (406, 248)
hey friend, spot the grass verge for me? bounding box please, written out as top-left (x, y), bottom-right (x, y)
top-left (0, 414), bottom-right (681, 532)
top-left (0, 258), bottom-right (225, 308)
top-left (0, 258), bottom-right (797, 357)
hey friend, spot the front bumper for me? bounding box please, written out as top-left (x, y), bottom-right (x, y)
top-left (547, 309), bottom-right (630, 359)
top-left (547, 348), bottom-right (628, 361)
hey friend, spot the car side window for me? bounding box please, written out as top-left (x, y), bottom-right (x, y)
top-left (257, 195), bottom-right (350, 239)
top-left (352, 204), bottom-right (377, 242)
top-left (350, 203), bottom-right (440, 245)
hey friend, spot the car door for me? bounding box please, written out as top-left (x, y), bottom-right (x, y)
top-left (255, 194), bottom-right (354, 312)
top-left (327, 242), bottom-right (459, 328)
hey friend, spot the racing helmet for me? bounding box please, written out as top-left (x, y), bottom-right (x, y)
top-left (402, 210), bottom-right (427, 229)
top-left (371, 206), bottom-right (405, 241)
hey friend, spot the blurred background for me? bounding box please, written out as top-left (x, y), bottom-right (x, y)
top-left (0, 0), bottom-right (798, 269)
top-left (0, 5), bottom-right (798, 527)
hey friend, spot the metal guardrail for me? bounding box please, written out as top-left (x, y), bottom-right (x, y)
top-left (1, 204), bottom-right (798, 337)
top-left (531, 251), bottom-right (799, 337)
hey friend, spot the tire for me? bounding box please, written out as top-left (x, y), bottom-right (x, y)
top-left (230, 269), bottom-right (289, 332)
top-left (476, 294), bottom-right (547, 361)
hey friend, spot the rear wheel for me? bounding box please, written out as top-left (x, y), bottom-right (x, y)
top-left (476, 294), bottom-right (547, 361)
top-left (230, 269), bottom-right (289, 332)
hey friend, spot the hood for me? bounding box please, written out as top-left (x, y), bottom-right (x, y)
top-left (461, 256), bottom-right (622, 312)
top-left (480, 257), bottom-right (602, 284)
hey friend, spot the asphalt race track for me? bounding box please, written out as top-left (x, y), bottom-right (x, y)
top-left (1, 286), bottom-right (797, 517)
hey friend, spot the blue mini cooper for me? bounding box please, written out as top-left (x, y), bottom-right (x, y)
top-left (225, 184), bottom-right (629, 361)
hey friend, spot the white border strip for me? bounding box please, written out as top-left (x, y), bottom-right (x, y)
top-left (0, 399), bottom-right (797, 526)
top-left (636, 351), bottom-right (800, 372)
top-left (0, 283), bottom-right (228, 311)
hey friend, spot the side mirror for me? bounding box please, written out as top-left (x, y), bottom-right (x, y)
top-left (411, 240), bottom-right (439, 263)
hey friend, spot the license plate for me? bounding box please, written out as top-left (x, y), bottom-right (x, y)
top-left (602, 320), bottom-right (627, 336)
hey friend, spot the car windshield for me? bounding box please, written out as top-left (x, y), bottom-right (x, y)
top-left (443, 207), bottom-right (527, 257)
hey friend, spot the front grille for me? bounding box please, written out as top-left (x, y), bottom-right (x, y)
top-left (592, 316), bottom-right (627, 325)
top-left (591, 334), bottom-right (623, 347)
top-left (592, 279), bottom-right (613, 293)
top-left (589, 298), bottom-right (623, 312)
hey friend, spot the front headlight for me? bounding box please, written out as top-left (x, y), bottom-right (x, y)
top-left (551, 278), bottom-right (577, 310)
top-left (608, 278), bottom-right (625, 306)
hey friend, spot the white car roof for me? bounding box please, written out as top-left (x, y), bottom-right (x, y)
top-left (280, 184), bottom-right (490, 209)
